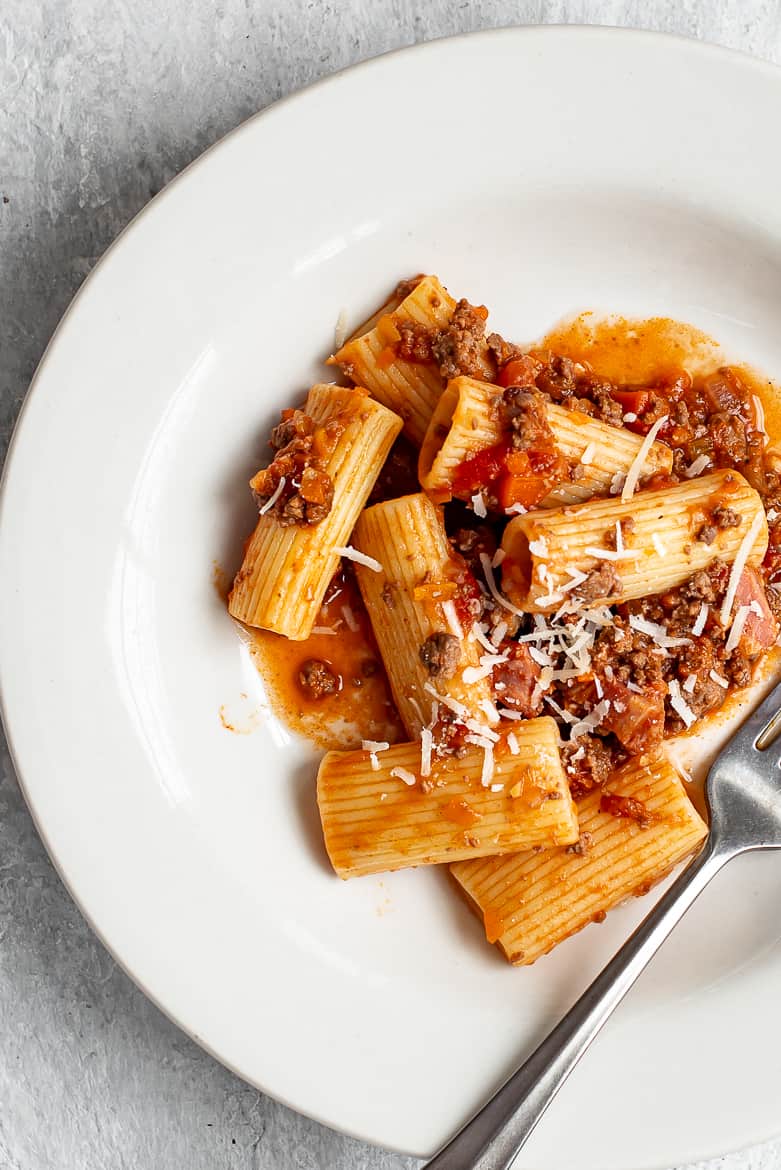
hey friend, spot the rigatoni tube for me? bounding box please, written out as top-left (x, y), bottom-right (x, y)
top-left (318, 719), bottom-right (578, 878)
top-left (352, 493), bottom-right (496, 738)
top-left (228, 385), bottom-right (402, 639)
top-left (450, 755), bottom-right (707, 965)
top-left (500, 469), bottom-right (767, 612)
top-left (418, 376), bottom-right (673, 506)
top-left (329, 276), bottom-right (492, 444)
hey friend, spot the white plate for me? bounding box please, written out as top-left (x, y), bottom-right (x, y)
top-left (2, 27), bottom-right (781, 1170)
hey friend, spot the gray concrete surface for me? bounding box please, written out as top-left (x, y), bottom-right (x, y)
top-left (2, 2), bottom-right (781, 1167)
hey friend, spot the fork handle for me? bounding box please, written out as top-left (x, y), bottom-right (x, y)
top-left (424, 841), bottom-right (727, 1170)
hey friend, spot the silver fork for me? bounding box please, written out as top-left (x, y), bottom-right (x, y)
top-left (424, 676), bottom-right (781, 1170)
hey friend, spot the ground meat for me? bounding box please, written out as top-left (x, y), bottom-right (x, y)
top-left (562, 736), bottom-right (613, 799)
top-left (395, 319), bottom-right (434, 363)
top-left (251, 408), bottom-right (340, 526)
top-left (600, 792), bottom-right (655, 828)
top-left (501, 387), bottom-right (555, 451)
top-left (419, 632), bottom-right (461, 679)
top-left (565, 831), bottom-right (594, 856)
top-left (449, 524), bottom-right (497, 576)
top-left (588, 381), bottom-right (625, 427)
top-left (270, 408), bottom-right (313, 450)
top-left (603, 517), bottom-right (635, 549)
top-left (486, 332), bottom-right (530, 369)
top-left (298, 659), bottom-right (340, 700)
top-left (431, 299), bottom-right (491, 380)
top-left (432, 709), bottom-right (468, 758)
top-left (712, 504), bottom-right (740, 528)
top-left (393, 274), bottom-right (423, 301)
top-left (696, 523), bottom-right (717, 545)
top-left (492, 644), bottom-right (542, 717)
top-left (572, 562), bottom-right (622, 602)
top-left (591, 619), bottom-right (664, 691)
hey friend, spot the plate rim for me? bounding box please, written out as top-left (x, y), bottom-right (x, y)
top-left (3, 23), bottom-right (781, 1166)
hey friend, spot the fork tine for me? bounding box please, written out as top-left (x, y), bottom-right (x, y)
top-left (729, 675), bottom-right (781, 750)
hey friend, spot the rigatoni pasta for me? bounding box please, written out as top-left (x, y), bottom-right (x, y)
top-left (450, 756), bottom-right (707, 965)
top-left (329, 276), bottom-right (493, 443)
top-left (229, 385), bottom-right (402, 638)
top-left (418, 376), bottom-right (673, 507)
top-left (318, 719), bottom-right (578, 877)
top-left (352, 492), bottom-right (497, 737)
top-left (228, 273), bottom-right (781, 970)
top-left (500, 469), bottom-right (768, 612)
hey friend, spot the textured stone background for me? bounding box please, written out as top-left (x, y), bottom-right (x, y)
top-left (2, 2), bottom-right (781, 1168)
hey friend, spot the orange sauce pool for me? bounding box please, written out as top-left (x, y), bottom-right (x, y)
top-left (246, 565), bottom-right (403, 750)
top-left (539, 311), bottom-right (781, 439)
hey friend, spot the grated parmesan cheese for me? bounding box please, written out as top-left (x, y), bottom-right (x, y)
top-left (683, 673), bottom-right (697, 694)
top-left (480, 744), bottom-right (494, 787)
top-left (420, 727), bottom-right (433, 777)
top-left (692, 603), bottom-right (709, 637)
top-left (471, 492), bottom-right (488, 519)
top-left (442, 599), bottom-right (464, 639)
top-left (334, 307), bottom-right (349, 350)
top-left (471, 622), bottom-right (497, 653)
top-left (479, 552), bottom-right (526, 618)
top-left (725, 604), bottom-right (750, 653)
top-left (684, 454), bottom-right (711, 478)
top-left (583, 545), bottom-right (639, 562)
top-left (570, 699), bottom-right (611, 739)
top-left (490, 620), bottom-right (508, 647)
top-left (311, 626), bottom-right (338, 635)
top-left (623, 412), bottom-right (638, 423)
top-left (424, 682), bottom-right (468, 720)
top-left (668, 679), bottom-right (696, 728)
top-left (580, 442), bottom-right (597, 466)
top-left (258, 475), bottom-right (286, 515)
top-left (752, 395), bottom-right (768, 446)
top-left (506, 732), bottom-right (520, 755)
top-left (362, 739), bottom-right (390, 771)
top-left (335, 545), bottom-right (383, 572)
top-left (629, 614), bottom-right (691, 648)
top-left (490, 783), bottom-right (504, 793)
top-left (390, 766), bottom-right (417, 786)
top-left (621, 415), bottom-right (668, 502)
top-left (719, 510), bottom-right (766, 626)
top-left (709, 669), bottom-right (729, 689)
top-left (491, 548), bottom-right (506, 569)
top-left (505, 502), bottom-right (527, 515)
top-left (652, 534), bottom-right (668, 557)
top-left (462, 663), bottom-right (494, 684)
top-left (341, 604), bottom-right (359, 632)
top-left (543, 694), bottom-right (577, 724)
top-left (529, 537), bottom-right (549, 557)
top-left (479, 698), bottom-right (501, 724)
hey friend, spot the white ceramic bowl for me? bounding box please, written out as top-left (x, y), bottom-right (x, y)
top-left (2, 27), bottom-right (781, 1169)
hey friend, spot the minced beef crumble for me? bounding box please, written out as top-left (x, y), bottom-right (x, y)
top-left (250, 406), bottom-right (342, 526)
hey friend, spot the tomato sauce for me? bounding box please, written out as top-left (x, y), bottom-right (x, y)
top-left (247, 566), bottom-right (403, 750)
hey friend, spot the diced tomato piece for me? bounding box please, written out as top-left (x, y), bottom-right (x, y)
top-left (610, 388), bottom-right (650, 415)
top-left (452, 441), bottom-right (509, 496)
top-left (735, 567), bottom-right (778, 655)
top-left (496, 449), bottom-right (568, 512)
top-left (497, 357), bottom-right (540, 389)
top-left (492, 644), bottom-right (542, 717)
top-left (601, 676), bottom-right (666, 755)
